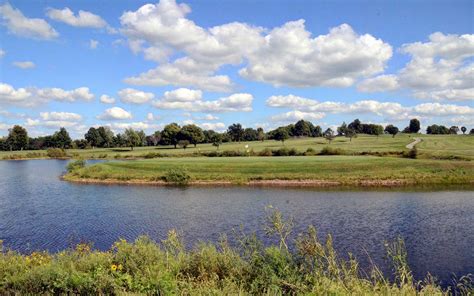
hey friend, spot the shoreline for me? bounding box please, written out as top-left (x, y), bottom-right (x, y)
top-left (63, 176), bottom-right (474, 188)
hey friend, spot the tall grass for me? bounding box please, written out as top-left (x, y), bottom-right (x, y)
top-left (0, 209), bottom-right (470, 295)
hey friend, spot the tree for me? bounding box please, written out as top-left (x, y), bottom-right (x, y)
top-left (323, 128), bottom-right (335, 144)
top-left (7, 125), bottom-right (28, 151)
top-left (84, 127), bottom-right (102, 148)
top-left (384, 125), bottom-right (399, 138)
top-left (179, 124), bottom-right (204, 147)
top-left (97, 126), bottom-right (114, 147)
top-left (311, 125), bottom-right (322, 137)
top-left (137, 130), bottom-right (146, 146)
top-left (470, 129), bottom-right (474, 135)
top-left (227, 123), bottom-right (244, 142)
top-left (426, 124), bottom-right (449, 134)
top-left (178, 140), bottom-right (189, 149)
top-left (348, 119), bottom-right (362, 133)
top-left (408, 118), bottom-right (420, 133)
top-left (148, 131), bottom-right (161, 146)
top-left (345, 129), bottom-right (357, 142)
top-left (243, 128), bottom-right (258, 141)
top-left (257, 127), bottom-right (265, 142)
top-left (294, 120), bottom-right (312, 137)
top-left (210, 132), bottom-right (222, 150)
top-left (449, 126), bottom-right (459, 134)
top-left (53, 127), bottom-right (72, 148)
top-left (461, 126), bottom-right (467, 134)
top-left (273, 127), bottom-right (289, 144)
top-left (337, 122), bottom-right (348, 136)
top-left (123, 128), bottom-right (141, 150)
top-left (161, 123), bottom-right (181, 148)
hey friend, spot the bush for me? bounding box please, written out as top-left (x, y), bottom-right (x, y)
top-left (319, 146), bottom-right (346, 155)
top-left (222, 150), bottom-right (244, 157)
top-left (272, 147), bottom-right (290, 156)
top-left (162, 168), bottom-right (191, 185)
top-left (46, 148), bottom-right (67, 158)
top-left (404, 147), bottom-right (418, 159)
top-left (142, 152), bottom-right (163, 159)
top-left (258, 148), bottom-right (273, 157)
top-left (66, 159), bottom-right (86, 172)
top-left (304, 148), bottom-right (317, 156)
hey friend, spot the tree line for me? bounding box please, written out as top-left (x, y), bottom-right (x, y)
top-left (1, 118), bottom-right (472, 151)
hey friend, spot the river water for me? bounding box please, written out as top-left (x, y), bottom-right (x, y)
top-left (0, 159), bottom-right (472, 285)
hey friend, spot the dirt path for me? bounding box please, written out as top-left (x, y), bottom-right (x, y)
top-left (406, 137), bottom-right (421, 149)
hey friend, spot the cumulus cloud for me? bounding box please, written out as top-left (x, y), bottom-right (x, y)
top-left (120, 1), bottom-right (391, 91)
top-left (97, 107), bottom-right (133, 120)
top-left (271, 110), bottom-right (325, 122)
top-left (118, 88), bottom-right (154, 104)
top-left (46, 7), bottom-right (107, 28)
top-left (266, 94), bottom-right (474, 121)
top-left (89, 39), bottom-right (99, 49)
top-left (153, 91), bottom-right (253, 112)
top-left (100, 94), bottom-right (115, 104)
top-left (163, 88), bottom-right (202, 102)
top-left (40, 111), bottom-right (82, 121)
top-left (0, 83), bottom-right (94, 107)
top-left (0, 49), bottom-right (5, 58)
top-left (199, 122), bottom-right (225, 131)
top-left (359, 32), bottom-right (474, 101)
top-left (12, 61), bottom-right (35, 69)
top-left (0, 3), bottom-right (58, 40)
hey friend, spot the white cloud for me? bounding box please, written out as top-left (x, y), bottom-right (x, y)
top-left (0, 49), bottom-right (5, 58)
top-left (106, 121), bottom-right (156, 132)
top-left (89, 39), bottom-right (99, 49)
top-left (46, 7), bottom-right (107, 28)
top-left (266, 94), bottom-right (474, 121)
top-left (153, 92), bottom-right (253, 112)
top-left (0, 3), bottom-right (58, 40)
top-left (271, 110), bottom-right (325, 122)
top-left (163, 88), bottom-right (202, 102)
top-left (40, 111), bottom-right (82, 121)
top-left (0, 83), bottom-right (94, 107)
top-left (146, 113), bottom-right (154, 121)
top-left (25, 118), bottom-right (80, 129)
top-left (118, 88), bottom-right (154, 104)
top-left (120, 1), bottom-right (390, 91)
top-left (100, 94), bottom-right (115, 104)
top-left (199, 122), bottom-right (225, 131)
top-left (359, 32), bottom-right (474, 101)
top-left (97, 107), bottom-right (133, 120)
top-left (12, 61), bottom-right (35, 69)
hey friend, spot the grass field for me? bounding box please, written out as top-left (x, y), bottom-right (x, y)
top-left (65, 155), bottom-right (474, 186)
top-left (2, 134), bottom-right (473, 160)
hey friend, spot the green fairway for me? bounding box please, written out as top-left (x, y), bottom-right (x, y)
top-left (65, 155), bottom-right (474, 186)
top-left (2, 134), bottom-right (473, 160)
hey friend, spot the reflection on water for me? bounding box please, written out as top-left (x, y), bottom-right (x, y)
top-left (0, 159), bottom-right (473, 286)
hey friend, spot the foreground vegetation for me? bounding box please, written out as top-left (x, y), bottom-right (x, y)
top-left (64, 155), bottom-right (474, 186)
top-left (1, 209), bottom-right (471, 295)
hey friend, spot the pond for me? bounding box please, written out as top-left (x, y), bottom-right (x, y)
top-left (0, 159), bottom-right (472, 286)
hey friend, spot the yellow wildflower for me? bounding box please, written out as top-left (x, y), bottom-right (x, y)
top-left (111, 264), bottom-right (117, 271)
top-left (118, 264), bottom-right (123, 271)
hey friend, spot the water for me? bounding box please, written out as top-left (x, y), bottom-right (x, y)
top-left (0, 159), bottom-right (473, 286)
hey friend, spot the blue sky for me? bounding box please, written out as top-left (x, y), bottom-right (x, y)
top-left (0, 0), bottom-right (473, 138)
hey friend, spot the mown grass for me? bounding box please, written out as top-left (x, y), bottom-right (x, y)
top-left (65, 156), bottom-right (474, 186)
top-left (2, 134), bottom-right (473, 160)
top-left (1, 209), bottom-right (470, 295)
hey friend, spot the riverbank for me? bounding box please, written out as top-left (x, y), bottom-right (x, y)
top-left (64, 156), bottom-right (474, 187)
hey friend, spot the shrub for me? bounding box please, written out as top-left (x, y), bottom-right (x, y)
top-left (319, 146), bottom-right (346, 155)
top-left (222, 150), bottom-right (243, 157)
top-left (142, 152), bottom-right (163, 159)
top-left (304, 148), bottom-right (317, 156)
top-left (162, 168), bottom-right (191, 185)
top-left (404, 147), bottom-right (418, 159)
top-left (66, 159), bottom-right (86, 172)
top-left (258, 148), bottom-right (273, 157)
top-left (272, 147), bottom-right (290, 156)
top-left (288, 148), bottom-right (298, 156)
top-left (46, 148), bottom-right (67, 158)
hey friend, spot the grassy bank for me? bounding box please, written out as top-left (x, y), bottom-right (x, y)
top-left (1, 209), bottom-right (469, 295)
top-left (2, 134), bottom-right (473, 161)
top-left (64, 156), bottom-right (474, 186)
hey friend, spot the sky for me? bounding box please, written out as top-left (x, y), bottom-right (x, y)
top-left (0, 0), bottom-right (473, 138)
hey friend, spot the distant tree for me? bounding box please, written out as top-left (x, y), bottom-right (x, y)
top-left (123, 128), bottom-right (141, 150)
top-left (323, 128), bottom-right (336, 144)
top-left (408, 118), bottom-right (421, 133)
top-left (227, 123), bottom-right (244, 142)
top-left (461, 126), bottom-right (467, 134)
top-left (7, 125), bottom-right (28, 151)
top-left (53, 127), bottom-right (72, 148)
top-left (137, 130), bottom-right (146, 146)
top-left (294, 120), bottom-right (312, 137)
top-left (337, 122), bottom-right (348, 136)
top-left (97, 126), bottom-right (114, 147)
top-left (402, 126), bottom-right (411, 133)
top-left (210, 132), bottom-right (222, 150)
top-left (257, 127), bottom-right (265, 142)
top-left (73, 139), bottom-right (88, 149)
top-left (179, 124), bottom-right (204, 147)
top-left (273, 127), bottom-right (289, 144)
top-left (178, 140), bottom-right (189, 150)
top-left (449, 126), bottom-right (459, 134)
top-left (311, 125), bottom-right (323, 137)
top-left (242, 128), bottom-right (258, 141)
top-left (470, 128), bottom-right (474, 135)
top-left (345, 129), bottom-right (357, 142)
top-left (348, 119), bottom-right (362, 133)
top-left (426, 124), bottom-right (449, 134)
top-left (84, 127), bottom-right (102, 148)
top-left (161, 123), bottom-right (181, 148)
top-left (384, 125), bottom-right (399, 138)
top-left (113, 133), bottom-right (126, 147)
